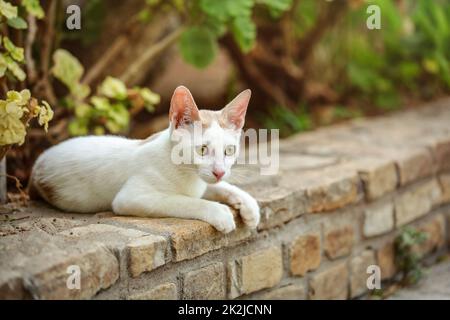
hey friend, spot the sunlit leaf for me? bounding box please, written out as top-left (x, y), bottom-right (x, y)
top-left (51, 49), bottom-right (85, 92)
top-left (98, 76), bottom-right (128, 100)
top-left (21, 0), bottom-right (45, 19)
top-left (5, 56), bottom-right (26, 81)
top-left (7, 16), bottom-right (27, 29)
top-left (0, 0), bottom-right (18, 19)
top-left (3, 37), bottom-right (24, 62)
top-left (138, 87), bottom-right (160, 111)
top-left (91, 96), bottom-right (111, 111)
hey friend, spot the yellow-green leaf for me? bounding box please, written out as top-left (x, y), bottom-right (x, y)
top-left (7, 16), bottom-right (28, 29)
top-left (0, 0), bottom-right (18, 20)
top-left (98, 76), bottom-right (128, 100)
top-left (5, 56), bottom-right (26, 81)
top-left (51, 49), bottom-right (85, 92)
top-left (3, 37), bottom-right (24, 62)
top-left (21, 0), bottom-right (44, 19)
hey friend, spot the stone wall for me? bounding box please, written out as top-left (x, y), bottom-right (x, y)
top-left (1, 98), bottom-right (449, 300)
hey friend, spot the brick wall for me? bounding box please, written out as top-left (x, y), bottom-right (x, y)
top-left (1, 98), bottom-right (450, 300)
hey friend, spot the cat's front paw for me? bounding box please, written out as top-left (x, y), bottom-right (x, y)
top-left (207, 203), bottom-right (236, 233)
top-left (227, 192), bottom-right (260, 229)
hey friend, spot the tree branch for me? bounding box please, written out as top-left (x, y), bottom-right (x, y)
top-left (119, 25), bottom-right (185, 86)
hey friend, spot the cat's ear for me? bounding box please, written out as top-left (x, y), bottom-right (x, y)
top-left (169, 86), bottom-right (200, 129)
top-left (221, 89), bottom-right (251, 130)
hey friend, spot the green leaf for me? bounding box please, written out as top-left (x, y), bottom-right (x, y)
top-left (138, 87), bottom-right (160, 111)
top-left (105, 103), bottom-right (129, 133)
top-left (179, 27), bottom-right (217, 68)
top-left (72, 83), bottom-right (91, 100)
top-left (259, 0), bottom-right (292, 18)
top-left (199, 0), bottom-right (254, 21)
top-left (5, 56), bottom-right (26, 81)
top-left (7, 16), bottom-right (28, 29)
top-left (0, 0), bottom-right (18, 19)
top-left (21, 0), bottom-right (45, 19)
top-left (91, 96), bottom-right (111, 111)
top-left (226, 0), bottom-right (254, 18)
top-left (3, 37), bottom-right (24, 62)
top-left (199, 0), bottom-right (229, 21)
top-left (51, 49), bottom-right (85, 92)
top-left (98, 76), bottom-right (128, 100)
top-left (231, 16), bottom-right (256, 52)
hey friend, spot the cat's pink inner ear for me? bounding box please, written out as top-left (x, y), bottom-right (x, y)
top-left (169, 86), bottom-right (200, 128)
top-left (222, 89), bottom-right (251, 129)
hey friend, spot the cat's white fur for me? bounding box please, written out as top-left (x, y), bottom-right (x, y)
top-left (30, 86), bottom-right (260, 233)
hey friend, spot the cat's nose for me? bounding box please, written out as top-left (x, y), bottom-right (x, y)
top-left (213, 170), bottom-right (225, 181)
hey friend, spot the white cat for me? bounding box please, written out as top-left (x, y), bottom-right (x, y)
top-left (29, 86), bottom-right (260, 233)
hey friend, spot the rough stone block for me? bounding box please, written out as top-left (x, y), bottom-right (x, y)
top-left (127, 235), bottom-right (167, 278)
top-left (395, 179), bottom-right (442, 226)
top-left (393, 148), bottom-right (434, 186)
top-left (0, 230), bottom-right (119, 299)
top-left (363, 201), bottom-right (394, 237)
top-left (324, 224), bottom-right (354, 259)
top-left (289, 232), bottom-right (321, 276)
top-left (228, 246), bottom-right (283, 298)
top-left (280, 163), bottom-right (361, 213)
top-left (309, 262), bottom-right (349, 300)
top-left (251, 186), bottom-right (302, 230)
top-left (25, 242), bottom-right (119, 299)
top-left (183, 262), bottom-right (225, 300)
top-left (415, 214), bottom-right (446, 257)
top-left (356, 158), bottom-right (398, 201)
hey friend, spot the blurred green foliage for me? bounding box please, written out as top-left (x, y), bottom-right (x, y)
top-left (61, 0), bottom-right (450, 134)
top-left (140, 0), bottom-right (293, 68)
top-left (264, 0), bottom-right (450, 132)
top-left (340, 0), bottom-right (450, 110)
top-left (51, 50), bottom-right (160, 136)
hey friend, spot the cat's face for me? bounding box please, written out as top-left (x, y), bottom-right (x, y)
top-left (169, 86), bottom-right (251, 184)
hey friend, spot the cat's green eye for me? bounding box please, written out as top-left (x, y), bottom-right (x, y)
top-left (224, 145), bottom-right (236, 156)
top-left (196, 144), bottom-right (208, 156)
